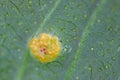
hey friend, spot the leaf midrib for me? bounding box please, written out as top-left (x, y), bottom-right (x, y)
top-left (14, 0), bottom-right (62, 80)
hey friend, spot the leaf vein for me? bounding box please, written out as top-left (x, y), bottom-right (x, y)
top-left (65, 0), bottom-right (107, 80)
top-left (14, 0), bottom-right (62, 80)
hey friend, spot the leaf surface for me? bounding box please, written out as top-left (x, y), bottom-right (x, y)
top-left (0, 0), bottom-right (120, 80)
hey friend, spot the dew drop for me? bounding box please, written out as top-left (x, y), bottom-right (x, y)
top-left (66, 13), bottom-right (70, 16)
top-left (25, 29), bottom-right (30, 33)
top-left (49, 27), bottom-right (54, 31)
top-left (73, 36), bottom-right (78, 40)
top-left (13, 38), bottom-right (17, 42)
top-left (35, 67), bottom-right (39, 71)
top-left (97, 19), bottom-right (101, 23)
top-left (43, 4), bottom-right (47, 7)
top-left (18, 56), bottom-right (22, 60)
top-left (105, 65), bottom-right (109, 69)
top-left (64, 5), bottom-right (68, 10)
top-left (88, 66), bottom-right (92, 71)
top-left (63, 45), bottom-right (72, 53)
top-left (31, 11), bottom-right (34, 15)
top-left (28, 4), bottom-right (32, 9)
top-left (61, 55), bottom-right (65, 60)
top-left (72, 28), bottom-right (77, 32)
top-left (73, 16), bottom-right (78, 20)
top-left (66, 39), bottom-right (69, 42)
top-left (75, 76), bottom-right (79, 80)
top-left (60, 27), bottom-right (66, 32)
top-left (28, 0), bottom-right (32, 4)
top-left (18, 21), bottom-right (23, 26)
top-left (109, 39), bottom-right (114, 45)
top-left (111, 56), bottom-right (116, 61)
top-left (70, 1), bottom-right (74, 5)
top-left (98, 67), bottom-right (103, 72)
top-left (83, 14), bottom-right (87, 18)
top-left (17, 48), bottom-right (21, 52)
top-left (5, 12), bottom-right (9, 17)
top-left (99, 41), bottom-right (104, 46)
top-left (56, 20), bottom-right (61, 23)
top-left (34, 21), bottom-right (37, 24)
top-left (11, 6), bottom-right (15, 10)
top-left (78, 4), bottom-right (82, 9)
top-left (100, 50), bottom-right (105, 56)
top-left (91, 47), bottom-right (94, 51)
top-left (108, 26), bottom-right (113, 31)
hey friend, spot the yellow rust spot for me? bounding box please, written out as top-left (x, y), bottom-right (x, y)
top-left (29, 33), bottom-right (61, 63)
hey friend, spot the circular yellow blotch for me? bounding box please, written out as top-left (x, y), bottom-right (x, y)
top-left (29, 33), bottom-right (61, 63)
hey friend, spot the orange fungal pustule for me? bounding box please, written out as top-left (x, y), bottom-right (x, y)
top-left (29, 33), bottom-right (61, 63)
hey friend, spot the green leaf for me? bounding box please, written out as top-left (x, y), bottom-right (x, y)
top-left (0, 0), bottom-right (120, 80)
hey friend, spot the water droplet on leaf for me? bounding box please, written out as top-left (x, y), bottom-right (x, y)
top-left (83, 14), bottom-right (87, 18)
top-left (111, 56), bottom-right (116, 61)
top-left (78, 4), bottom-right (82, 9)
top-left (97, 19), bottom-right (101, 23)
top-left (75, 76), bottom-right (79, 80)
top-left (88, 66), bottom-right (92, 71)
top-left (73, 16), bottom-right (78, 20)
top-left (98, 67), bottom-right (103, 72)
top-left (25, 29), bottom-right (29, 33)
top-left (64, 5), bottom-right (68, 10)
top-left (63, 45), bottom-right (72, 53)
top-left (105, 65), bottom-right (109, 69)
top-left (91, 47), bottom-right (94, 51)
top-left (5, 12), bottom-right (9, 16)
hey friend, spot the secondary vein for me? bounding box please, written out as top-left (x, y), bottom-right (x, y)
top-left (34, 0), bottom-right (61, 36)
top-left (65, 0), bottom-right (107, 80)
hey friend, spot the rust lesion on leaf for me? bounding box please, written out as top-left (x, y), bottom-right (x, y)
top-left (29, 33), bottom-right (61, 63)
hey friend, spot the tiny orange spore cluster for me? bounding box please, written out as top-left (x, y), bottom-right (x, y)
top-left (29, 33), bottom-right (61, 63)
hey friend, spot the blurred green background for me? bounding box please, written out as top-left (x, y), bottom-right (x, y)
top-left (0, 0), bottom-right (120, 80)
